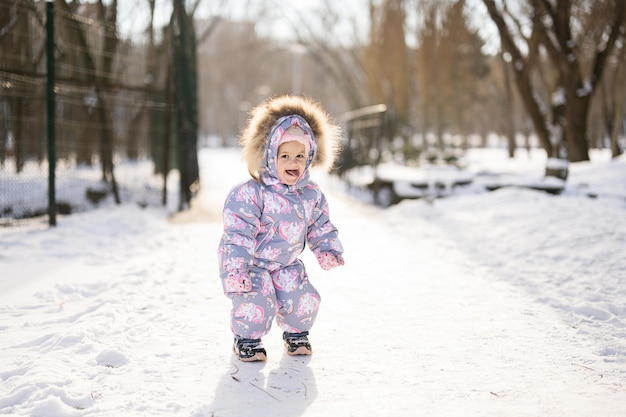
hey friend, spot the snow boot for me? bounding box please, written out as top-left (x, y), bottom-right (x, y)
top-left (283, 331), bottom-right (312, 356)
top-left (233, 338), bottom-right (267, 362)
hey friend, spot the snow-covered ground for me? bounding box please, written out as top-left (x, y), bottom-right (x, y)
top-left (0, 157), bottom-right (178, 222)
top-left (1, 146), bottom-right (625, 416)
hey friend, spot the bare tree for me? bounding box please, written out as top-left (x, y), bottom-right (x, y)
top-left (499, 50), bottom-right (517, 157)
top-left (414, 0), bottom-right (489, 152)
top-left (171, 0), bottom-right (200, 208)
top-left (596, 20), bottom-right (625, 158)
top-left (290, 0), bottom-right (369, 110)
top-left (61, 0), bottom-right (120, 201)
top-left (415, 1), bottom-right (442, 148)
top-left (97, 0), bottom-right (120, 202)
top-left (364, 0), bottom-right (411, 144)
top-left (607, 44), bottom-right (625, 158)
top-left (0, 0), bottom-right (44, 172)
top-left (482, 0), bottom-right (625, 162)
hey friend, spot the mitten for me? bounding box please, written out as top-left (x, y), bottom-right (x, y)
top-left (316, 252), bottom-right (345, 271)
top-left (222, 271), bottom-right (252, 294)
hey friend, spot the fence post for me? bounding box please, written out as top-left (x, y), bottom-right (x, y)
top-left (46, 0), bottom-right (56, 226)
top-left (172, 0), bottom-right (199, 211)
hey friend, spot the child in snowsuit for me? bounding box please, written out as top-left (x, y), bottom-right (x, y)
top-left (218, 95), bottom-right (345, 362)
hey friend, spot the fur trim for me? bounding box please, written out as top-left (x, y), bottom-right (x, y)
top-left (240, 95), bottom-right (342, 179)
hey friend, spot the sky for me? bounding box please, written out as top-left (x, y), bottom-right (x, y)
top-left (115, 0), bottom-right (367, 42)
top-left (115, 0), bottom-right (498, 52)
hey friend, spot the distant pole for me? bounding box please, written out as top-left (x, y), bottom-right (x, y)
top-left (46, 0), bottom-right (56, 226)
top-left (290, 44), bottom-right (306, 95)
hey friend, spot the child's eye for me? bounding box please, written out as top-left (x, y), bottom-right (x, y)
top-left (297, 154), bottom-right (305, 159)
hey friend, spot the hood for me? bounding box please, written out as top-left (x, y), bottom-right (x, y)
top-left (240, 95), bottom-right (342, 185)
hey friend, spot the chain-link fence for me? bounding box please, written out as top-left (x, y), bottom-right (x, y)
top-left (0, 1), bottom-right (185, 227)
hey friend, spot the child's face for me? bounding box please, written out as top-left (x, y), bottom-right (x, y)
top-left (276, 141), bottom-right (307, 185)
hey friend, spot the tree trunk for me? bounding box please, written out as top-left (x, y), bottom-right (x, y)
top-left (609, 39), bottom-right (626, 158)
top-left (98, 0), bottom-right (120, 203)
top-left (483, 0), bottom-right (553, 158)
top-left (564, 91), bottom-right (591, 162)
top-left (500, 51), bottom-right (516, 158)
top-left (513, 69), bottom-right (553, 157)
top-left (172, 0), bottom-right (200, 209)
top-left (14, 97), bottom-right (24, 173)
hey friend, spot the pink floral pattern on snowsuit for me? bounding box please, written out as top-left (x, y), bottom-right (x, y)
top-left (218, 115), bottom-right (344, 339)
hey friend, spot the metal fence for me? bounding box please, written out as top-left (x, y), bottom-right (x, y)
top-left (0, 1), bottom-right (181, 226)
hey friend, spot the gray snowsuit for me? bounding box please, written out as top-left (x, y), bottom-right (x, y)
top-left (218, 96), bottom-right (344, 340)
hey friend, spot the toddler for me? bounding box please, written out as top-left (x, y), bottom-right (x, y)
top-left (218, 95), bottom-right (345, 362)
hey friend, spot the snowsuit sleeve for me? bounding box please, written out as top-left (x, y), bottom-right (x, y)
top-left (218, 182), bottom-right (261, 282)
top-left (306, 188), bottom-right (344, 268)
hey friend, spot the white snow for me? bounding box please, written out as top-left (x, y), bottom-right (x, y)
top-left (1, 146), bottom-right (625, 416)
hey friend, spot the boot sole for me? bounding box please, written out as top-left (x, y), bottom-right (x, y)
top-left (286, 346), bottom-right (312, 356)
top-left (237, 352), bottom-right (267, 362)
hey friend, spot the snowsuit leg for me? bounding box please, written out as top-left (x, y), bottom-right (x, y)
top-left (272, 259), bottom-right (321, 334)
top-left (229, 270), bottom-right (277, 340)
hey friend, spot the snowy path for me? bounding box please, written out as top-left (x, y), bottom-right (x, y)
top-left (1, 148), bottom-right (624, 416)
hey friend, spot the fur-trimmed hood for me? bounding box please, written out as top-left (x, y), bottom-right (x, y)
top-left (240, 95), bottom-right (342, 182)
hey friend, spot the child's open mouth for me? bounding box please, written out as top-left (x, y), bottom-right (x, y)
top-left (286, 169), bottom-right (300, 178)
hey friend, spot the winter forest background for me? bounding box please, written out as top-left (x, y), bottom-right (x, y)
top-left (1, 0), bottom-right (625, 223)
